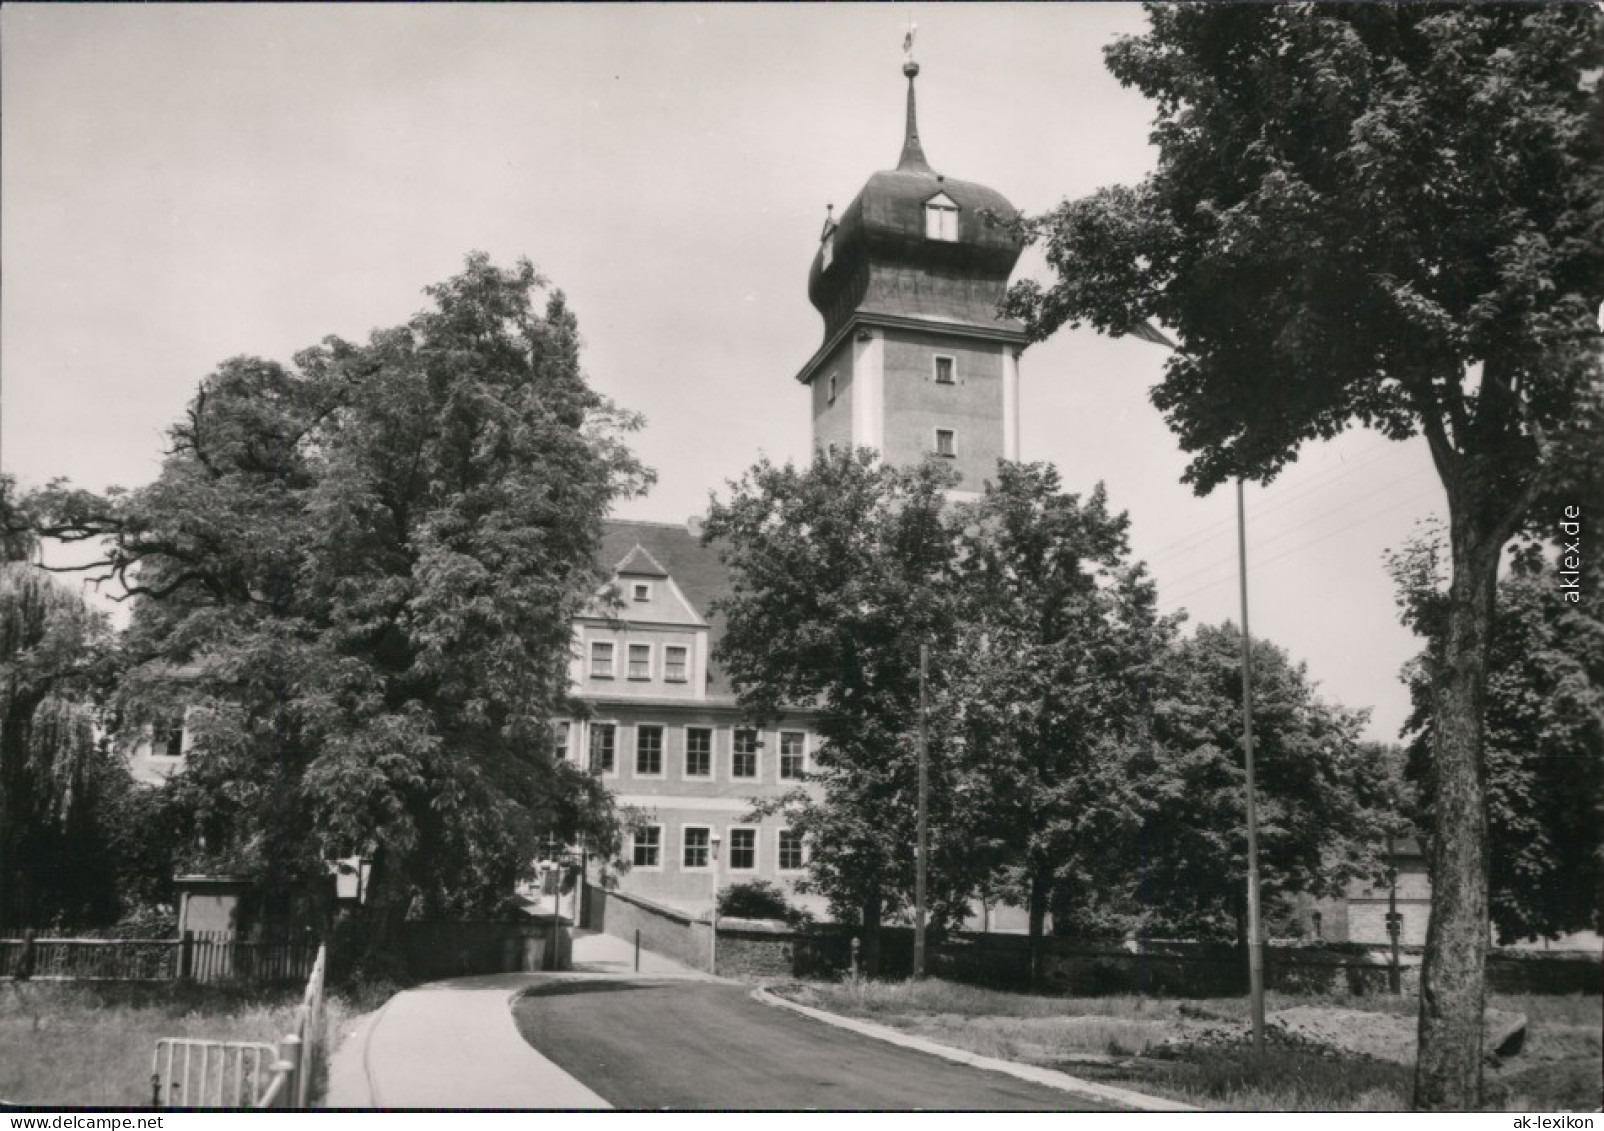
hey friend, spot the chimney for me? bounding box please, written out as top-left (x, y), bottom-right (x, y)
top-left (686, 514), bottom-right (706, 539)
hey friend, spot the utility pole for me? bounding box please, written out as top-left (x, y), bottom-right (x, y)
top-left (1237, 478), bottom-right (1266, 1054)
top-left (914, 641), bottom-right (930, 980)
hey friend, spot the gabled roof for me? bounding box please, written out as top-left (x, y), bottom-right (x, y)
top-left (614, 544), bottom-right (670, 578)
top-left (597, 520), bottom-right (736, 696)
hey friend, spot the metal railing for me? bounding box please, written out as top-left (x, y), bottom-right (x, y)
top-left (151, 943), bottom-right (326, 1109)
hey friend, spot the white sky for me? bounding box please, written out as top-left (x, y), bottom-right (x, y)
top-left (1, 3), bottom-right (1445, 743)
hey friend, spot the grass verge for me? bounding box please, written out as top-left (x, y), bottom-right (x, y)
top-left (771, 978), bottom-right (1599, 1112)
top-left (0, 979), bottom-right (387, 1108)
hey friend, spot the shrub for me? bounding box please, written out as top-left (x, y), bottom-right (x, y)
top-left (717, 880), bottom-right (799, 923)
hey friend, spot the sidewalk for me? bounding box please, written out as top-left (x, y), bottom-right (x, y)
top-left (323, 930), bottom-right (697, 1108)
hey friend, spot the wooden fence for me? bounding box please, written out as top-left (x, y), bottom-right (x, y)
top-left (0, 930), bottom-right (319, 984)
top-left (152, 943), bottom-right (326, 1109)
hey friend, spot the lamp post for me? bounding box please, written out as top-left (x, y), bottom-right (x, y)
top-left (708, 830), bottom-right (722, 976)
top-left (1132, 325), bottom-right (1265, 1054)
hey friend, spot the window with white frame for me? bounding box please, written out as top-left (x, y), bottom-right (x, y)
top-left (779, 731), bottom-right (806, 780)
top-left (732, 730), bottom-right (759, 779)
top-left (935, 428), bottom-right (956, 458)
top-left (778, 829), bottom-right (806, 872)
top-left (924, 195), bottom-right (958, 241)
top-left (589, 723), bottom-right (616, 774)
top-left (685, 727), bottom-right (712, 778)
top-left (636, 725), bottom-right (664, 776)
top-left (632, 825), bottom-right (662, 868)
top-left (682, 825), bottom-right (710, 870)
top-left (664, 645), bottom-right (688, 683)
top-left (632, 581), bottom-right (652, 602)
top-left (728, 827), bottom-right (757, 871)
top-left (590, 640), bottom-right (615, 679)
top-left (552, 721), bottom-right (569, 763)
top-left (933, 355), bottom-right (955, 385)
top-left (628, 643), bottom-right (651, 680)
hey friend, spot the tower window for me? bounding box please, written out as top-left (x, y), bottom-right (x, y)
top-left (933, 356), bottom-right (955, 385)
top-left (822, 233), bottom-right (834, 270)
top-left (827, 373), bottom-right (838, 405)
top-left (924, 194), bottom-right (959, 241)
top-left (935, 429), bottom-right (956, 458)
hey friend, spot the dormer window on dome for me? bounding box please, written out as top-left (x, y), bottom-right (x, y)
top-left (924, 193), bottom-right (959, 241)
top-left (822, 232), bottom-right (835, 270)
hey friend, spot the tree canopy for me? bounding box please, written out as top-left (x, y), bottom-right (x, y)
top-left (1003, 6), bottom-right (1602, 1107)
top-left (26, 254), bottom-right (651, 937)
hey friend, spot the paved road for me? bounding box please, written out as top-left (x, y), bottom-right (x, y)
top-left (512, 978), bottom-right (1120, 1111)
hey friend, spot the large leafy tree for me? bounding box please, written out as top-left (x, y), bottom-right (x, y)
top-left (704, 449), bottom-right (975, 969)
top-left (1392, 524), bottom-right (1604, 946)
top-left (946, 463), bottom-right (1167, 981)
top-left (0, 508), bottom-right (120, 928)
top-left (1129, 623), bottom-right (1395, 942)
top-left (27, 254), bottom-right (649, 946)
top-left (1004, 6), bottom-right (1603, 1107)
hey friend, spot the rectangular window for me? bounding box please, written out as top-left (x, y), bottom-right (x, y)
top-left (157, 715), bottom-right (185, 758)
top-left (732, 730), bottom-right (759, 779)
top-left (827, 373), bottom-right (838, 405)
top-left (632, 582), bottom-right (652, 602)
top-left (779, 731), bottom-right (806, 780)
top-left (635, 725), bottom-right (663, 776)
top-left (590, 641), bottom-right (615, 679)
top-left (682, 826), bottom-right (710, 870)
top-left (779, 829), bottom-right (805, 872)
top-left (729, 828), bottom-right (757, 871)
top-left (935, 428), bottom-right (956, 458)
top-left (925, 203), bottom-right (958, 241)
top-left (664, 645), bottom-right (688, 683)
top-left (552, 721), bottom-right (569, 763)
top-left (934, 356), bottom-right (955, 385)
top-left (628, 643), bottom-right (651, 680)
top-left (589, 723), bottom-right (616, 774)
top-left (685, 727), bottom-right (712, 778)
top-left (632, 825), bottom-right (662, 869)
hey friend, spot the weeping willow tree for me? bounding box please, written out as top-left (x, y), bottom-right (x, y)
top-left (0, 559), bottom-right (113, 929)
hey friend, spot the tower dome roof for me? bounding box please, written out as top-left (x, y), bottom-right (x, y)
top-left (806, 61), bottom-right (1025, 344)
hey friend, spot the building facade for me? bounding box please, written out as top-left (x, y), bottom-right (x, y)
top-left (564, 520), bottom-right (824, 915)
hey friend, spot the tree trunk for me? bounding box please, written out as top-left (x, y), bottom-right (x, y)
top-left (1027, 867), bottom-right (1048, 987)
top-left (860, 886), bottom-right (883, 977)
top-left (1413, 513), bottom-right (1498, 1111)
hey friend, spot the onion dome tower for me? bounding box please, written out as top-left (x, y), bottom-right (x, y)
top-left (796, 50), bottom-right (1027, 492)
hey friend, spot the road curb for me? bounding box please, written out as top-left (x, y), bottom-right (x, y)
top-left (751, 986), bottom-right (1199, 1113)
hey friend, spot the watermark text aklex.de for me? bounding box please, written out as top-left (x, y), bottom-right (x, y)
top-left (1559, 505), bottom-right (1582, 604)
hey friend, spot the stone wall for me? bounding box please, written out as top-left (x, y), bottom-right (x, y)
top-left (587, 884), bottom-right (709, 971)
top-left (397, 919), bottom-right (569, 979)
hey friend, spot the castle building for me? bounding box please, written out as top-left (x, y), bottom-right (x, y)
top-left (797, 56), bottom-right (1028, 494)
top-left (571, 55), bottom-right (1029, 919)
top-left (563, 520), bottom-right (824, 914)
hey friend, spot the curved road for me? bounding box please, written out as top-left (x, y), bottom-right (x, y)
top-left (512, 978), bottom-right (1119, 1111)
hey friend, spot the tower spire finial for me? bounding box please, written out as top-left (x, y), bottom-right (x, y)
top-left (897, 21), bottom-right (931, 173)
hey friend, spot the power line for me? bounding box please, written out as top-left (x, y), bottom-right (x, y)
top-left (1142, 436), bottom-right (1406, 567)
top-left (1161, 483), bottom-right (1444, 609)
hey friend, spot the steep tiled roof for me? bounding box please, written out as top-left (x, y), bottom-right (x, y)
top-left (598, 520), bottom-right (736, 696)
